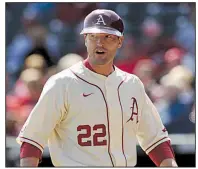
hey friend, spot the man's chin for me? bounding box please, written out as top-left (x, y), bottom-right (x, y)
top-left (92, 58), bottom-right (110, 65)
top-left (88, 54), bottom-right (113, 65)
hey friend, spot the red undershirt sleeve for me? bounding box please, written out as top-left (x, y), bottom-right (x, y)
top-left (148, 140), bottom-right (175, 166)
top-left (20, 142), bottom-right (42, 161)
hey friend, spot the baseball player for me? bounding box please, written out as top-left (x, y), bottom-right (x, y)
top-left (17, 9), bottom-right (177, 167)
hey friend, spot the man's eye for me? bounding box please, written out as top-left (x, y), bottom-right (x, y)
top-left (90, 34), bottom-right (95, 38)
top-left (106, 35), bottom-right (114, 40)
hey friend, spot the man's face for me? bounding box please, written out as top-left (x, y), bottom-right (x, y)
top-left (84, 33), bottom-right (124, 65)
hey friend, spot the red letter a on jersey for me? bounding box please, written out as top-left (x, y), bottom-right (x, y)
top-left (127, 97), bottom-right (139, 123)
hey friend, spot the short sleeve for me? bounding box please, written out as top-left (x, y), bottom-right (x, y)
top-left (16, 76), bottom-right (67, 152)
top-left (136, 80), bottom-right (170, 154)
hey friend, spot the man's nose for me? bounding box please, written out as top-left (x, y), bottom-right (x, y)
top-left (96, 37), bottom-right (104, 46)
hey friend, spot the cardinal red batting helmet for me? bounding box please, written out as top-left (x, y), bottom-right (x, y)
top-left (80, 9), bottom-right (124, 37)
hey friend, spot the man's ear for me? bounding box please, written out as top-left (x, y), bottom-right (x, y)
top-left (84, 34), bottom-right (87, 46)
top-left (118, 36), bottom-right (124, 48)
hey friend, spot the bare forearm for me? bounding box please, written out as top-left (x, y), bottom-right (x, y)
top-left (160, 158), bottom-right (178, 167)
top-left (20, 157), bottom-right (39, 167)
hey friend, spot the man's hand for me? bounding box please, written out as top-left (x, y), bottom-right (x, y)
top-left (160, 158), bottom-right (178, 167)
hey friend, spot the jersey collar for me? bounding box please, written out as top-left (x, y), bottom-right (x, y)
top-left (83, 58), bottom-right (115, 77)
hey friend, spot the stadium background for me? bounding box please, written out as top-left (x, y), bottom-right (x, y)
top-left (6, 2), bottom-right (195, 167)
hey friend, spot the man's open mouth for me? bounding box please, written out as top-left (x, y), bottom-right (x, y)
top-left (96, 51), bottom-right (105, 54)
top-left (95, 49), bottom-right (106, 54)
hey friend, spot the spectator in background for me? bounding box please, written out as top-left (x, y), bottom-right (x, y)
top-left (174, 3), bottom-right (195, 75)
top-left (6, 68), bottom-right (44, 135)
top-left (57, 53), bottom-right (84, 72)
top-left (133, 59), bottom-right (159, 101)
top-left (164, 47), bottom-right (195, 76)
top-left (55, 3), bottom-right (97, 25)
top-left (42, 53), bottom-right (84, 87)
top-left (48, 3), bottom-right (98, 55)
top-left (24, 53), bottom-right (47, 75)
top-left (42, 66), bottom-right (58, 84)
top-left (6, 11), bottom-right (61, 89)
top-left (174, 6), bottom-right (195, 55)
top-left (163, 47), bottom-right (184, 74)
top-left (115, 35), bottom-right (151, 75)
top-left (155, 65), bottom-right (194, 133)
top-left (141, 16), bottom-right (163, 44)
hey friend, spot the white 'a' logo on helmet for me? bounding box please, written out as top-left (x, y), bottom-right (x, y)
top-left (96, 15), bottom-right (106, 25)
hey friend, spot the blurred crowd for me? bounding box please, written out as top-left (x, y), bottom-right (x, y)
top-left (6, 2), bottom-right (195, 137)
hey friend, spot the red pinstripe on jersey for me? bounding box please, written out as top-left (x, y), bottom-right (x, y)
top-left (145, 136), bottom-right (168, 152)
top-left (19, 137), bottom-right (44, 150)
top-left (117, 75), bottom-right (128, 167)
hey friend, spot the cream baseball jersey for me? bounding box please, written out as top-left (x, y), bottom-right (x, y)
top-left (17, 61), bottom-right (170, 166)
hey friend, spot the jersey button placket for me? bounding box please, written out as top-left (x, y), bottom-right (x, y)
top-left (104, 79), bottom-right (126, 166)
top-left (104, 80), bottom-right (114, 166)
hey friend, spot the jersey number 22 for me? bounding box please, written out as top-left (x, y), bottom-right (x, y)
top-left (77, 124), bottom-right (107, 146)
